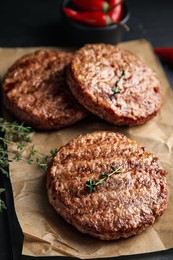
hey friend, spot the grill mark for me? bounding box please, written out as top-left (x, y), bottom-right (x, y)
top-left (55, 173), bottom-right (165, 218)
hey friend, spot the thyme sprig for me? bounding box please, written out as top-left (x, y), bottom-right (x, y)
top-left (112, 70), bottom-right (125, 94)
top-left (86, 166), bottom-right (121, 193)
top-left (0, 117), bottom-right (57, 212)
top-left (0, 118), bottom-right (32, 143)
top-left (0, 188), bottom-right (7, 213)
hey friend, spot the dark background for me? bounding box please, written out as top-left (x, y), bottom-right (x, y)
top-left (0, 0), bottom-right (173, 260)
top-left (0, 0), bottom-right (173, 47)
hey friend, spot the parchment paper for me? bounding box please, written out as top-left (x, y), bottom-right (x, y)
top-left (0, 39), bottom-right (173, 258)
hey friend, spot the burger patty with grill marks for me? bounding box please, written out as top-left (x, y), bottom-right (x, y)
top-left (66, 44), bottom-right (162, 126)
top-left (3, 49), bottom-right (88, 130)
top-left (47, 131), bottom-right (168, 240)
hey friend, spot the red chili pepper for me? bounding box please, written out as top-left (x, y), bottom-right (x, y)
top-left (154, 48), bottom-right (173, 64)
top-left (64, 7), bottom-right (112, 26)
top-left (108, 0), bottom-right (123, 22)
top-left (71, 0), bottom-right (110, 13)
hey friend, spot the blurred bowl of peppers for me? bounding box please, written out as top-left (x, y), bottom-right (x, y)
top-left (62, 0), bottom-right (130, 46)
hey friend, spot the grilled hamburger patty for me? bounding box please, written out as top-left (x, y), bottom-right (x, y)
top-left (47, 131), bottom-right (168, 240)
top-left (3, 49), bottom-right (88, 129)
top-left (66, 44), bottom-right (162, 126)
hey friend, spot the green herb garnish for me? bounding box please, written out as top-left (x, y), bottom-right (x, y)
top-left (0, 117), bottom-right (57, 212)
top-left (111, 70), bottom-right (125, 94)
top-left (112, 86), bottom-right (120, 94)
top-left (0, 188), bottom-right (7, 212)
top-left (86, 166), bottom-right (121, 193)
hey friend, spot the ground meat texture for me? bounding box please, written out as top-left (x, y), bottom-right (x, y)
top-left (66, 44), bottom-right (162, 126)
top-left (47, 131), bottom-right (168, 240)
top-left (3, 49), bottom-right (88, 130)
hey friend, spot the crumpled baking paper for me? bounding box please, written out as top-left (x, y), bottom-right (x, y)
top-left (0, 39), bottom-right (173, 258)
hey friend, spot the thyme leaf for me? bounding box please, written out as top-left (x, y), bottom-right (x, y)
top-left (111, 70), bottom-right (125, 95)
top-left (86, 166), bottom-right (121, 193)
top-left (111, 87), bottom-right (120, 94)
top-left (86, 179), bottom-right (96, 194)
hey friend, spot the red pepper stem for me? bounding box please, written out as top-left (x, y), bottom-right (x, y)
top-left (113, 21), bottom-right (130, 31)
top-left (106, 15), bottom-right (112, 25)
top-left (102, 2), bottom-right (110, 13)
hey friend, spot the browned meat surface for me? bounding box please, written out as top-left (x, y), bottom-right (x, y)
top-left (66, 44), bottom-right (162, 126)
top-left (3, 49), bottom-right (88, 129)
top-left (47, 131), bottom-right (168, 240)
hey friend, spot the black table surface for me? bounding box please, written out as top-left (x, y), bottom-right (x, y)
top-left (0, 0), bottom-right (173, 260)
